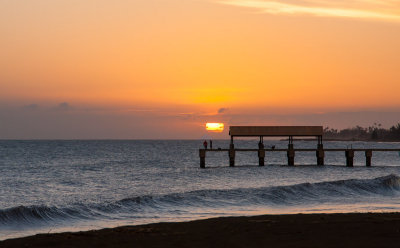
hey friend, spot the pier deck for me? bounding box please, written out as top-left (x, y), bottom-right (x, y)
top-left (201, 148), bottom-right (400, 152)
top-left (199, 148), bottom-right (400, 168)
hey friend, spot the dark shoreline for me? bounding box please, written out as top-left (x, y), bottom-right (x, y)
top-left (2, 212), bottom-right (400, 248)
top-left (281, 138), bottom-right (400, 142)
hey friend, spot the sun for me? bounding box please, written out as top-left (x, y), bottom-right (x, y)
top-left (206, 123), bottom-right (224, 132)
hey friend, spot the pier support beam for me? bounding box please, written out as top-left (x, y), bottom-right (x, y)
top-left (365, 150), bottom-right (372, 167)
top-left (229, 144), bottom-right (235, 167)
top-left (316, 144), bottom-right (324, 166)
top-left (258, 142), bottom-right (265, 166)
top-left (199, 149), bottom-right (206, 168)
top-left (345, 150), bottom-right (354, 167)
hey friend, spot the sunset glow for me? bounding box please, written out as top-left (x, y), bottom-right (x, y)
top-left (1, 0), bottom-right (400, 139)
top-left (206, 123), bottom-right (225, 132)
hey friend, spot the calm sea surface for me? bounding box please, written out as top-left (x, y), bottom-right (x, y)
top-left (1, 140), bottom-right (400, 240)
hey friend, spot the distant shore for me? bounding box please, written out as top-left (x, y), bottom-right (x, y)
top-left (2, 212), bottom-right (400, 248)
top-left (281, 138), bottom-right (400, 142)
top-left (322, 138), bottom-right (400, 142)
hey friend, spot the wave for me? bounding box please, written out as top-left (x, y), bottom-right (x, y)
top-left (1, 174), bottom-right (400, 227)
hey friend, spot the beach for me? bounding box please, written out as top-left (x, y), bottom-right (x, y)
top-left (2, 212), bottom-right (400, 247)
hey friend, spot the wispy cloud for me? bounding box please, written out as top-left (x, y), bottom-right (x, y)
top-left (218, 0), bottom-right (400, 21)
top-left (218, 108), bottom-right (229, 114)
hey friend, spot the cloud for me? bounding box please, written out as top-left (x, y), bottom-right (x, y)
top-left (218, 108), bottom-right (229, 114)
top-left (178, 112), bottom-right (195, 120)
top-left (54, 102), bottom-right (72, 111)
top-left (22, 104), bottom-right (39, 111)
top-left (218, 0), bottom-right (400, 21)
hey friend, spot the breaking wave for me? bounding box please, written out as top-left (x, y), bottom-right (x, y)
top-left (1, 174), bottom-right (400, 227)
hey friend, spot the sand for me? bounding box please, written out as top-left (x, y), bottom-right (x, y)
top-left (2, 213), bottom-right (400, 248)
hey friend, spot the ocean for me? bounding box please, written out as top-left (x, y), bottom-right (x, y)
top-left (1, 140), bottom-right (400, 240)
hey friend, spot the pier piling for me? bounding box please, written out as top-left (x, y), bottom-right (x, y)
top-left (287, 143), bottom-right (295, 166)
top-left (258, 142), bottom-right (265, 166)
top-left (316, 150), bottom-right (324, 166)
top-left (199, 149), bottom-right (206, 168)
top-left (345, 150), bottom-right (354, 167)
top-left (287, 150), bottom-right (295, 166)
top-left (316, 144), bottom-right (324, 166)
top-left (316, 138), bottom-right (324, 166)
top-left (365, 150), bottom-right (372, 167)
top-left (229, 144), bottom-right (235, 167)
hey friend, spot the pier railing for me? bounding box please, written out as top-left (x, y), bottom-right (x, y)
top-left (199, 148), bottom-right (400, 168)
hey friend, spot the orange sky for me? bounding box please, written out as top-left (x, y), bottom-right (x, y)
top-left (1, 0), bottom-right (400, 138)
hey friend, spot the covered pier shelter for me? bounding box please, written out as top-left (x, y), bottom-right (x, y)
top-left (229, 126), bottom-right (324, 147)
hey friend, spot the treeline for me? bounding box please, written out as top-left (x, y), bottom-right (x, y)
top-left (323, 123), bottom-right (400, 141)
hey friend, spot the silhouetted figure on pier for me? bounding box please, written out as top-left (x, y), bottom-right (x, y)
top-left (203, 140), bottom-right (208, 149)
top-left (210, 140), bottom-right (213, 150)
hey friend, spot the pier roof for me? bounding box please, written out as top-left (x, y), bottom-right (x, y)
top-left (229, 126), bottom-right (323, 137)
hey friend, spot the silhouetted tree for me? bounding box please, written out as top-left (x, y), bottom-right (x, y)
top-left (323, 123), bottom-right (400, 141)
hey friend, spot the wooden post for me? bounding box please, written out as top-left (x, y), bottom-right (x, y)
top-left (316, 144), bottom-right (324, 166)
top-left (345, 150), bottom-right (354, 167)
top-left (287, 144), bottom-right (295, 166)
top-left (258, 142), bottom-right (265, 166)
top-left (199, 149), bottom-right (206, 168)
top-left (365, 150), bottom-right (372, 167)
top-left (229, 144), bottom-right (235, 167)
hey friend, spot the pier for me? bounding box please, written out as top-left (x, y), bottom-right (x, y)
top-left (199, 126), bottom-right (400, 168)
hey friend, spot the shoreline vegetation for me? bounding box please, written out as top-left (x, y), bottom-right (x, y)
top-left (323, 123), bottom-right (400, 142)
top-left (2, 212), bottom-right (400, 247)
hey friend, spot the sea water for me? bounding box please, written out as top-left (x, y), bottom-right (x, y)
top-left (1, 140), bottom-right (400, 240)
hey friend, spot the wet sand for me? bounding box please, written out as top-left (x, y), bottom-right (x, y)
top-left (2, 212), bottom-right (400, 248)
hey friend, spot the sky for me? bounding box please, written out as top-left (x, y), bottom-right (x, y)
top-left (1, 0), bottom-right (400, 139)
